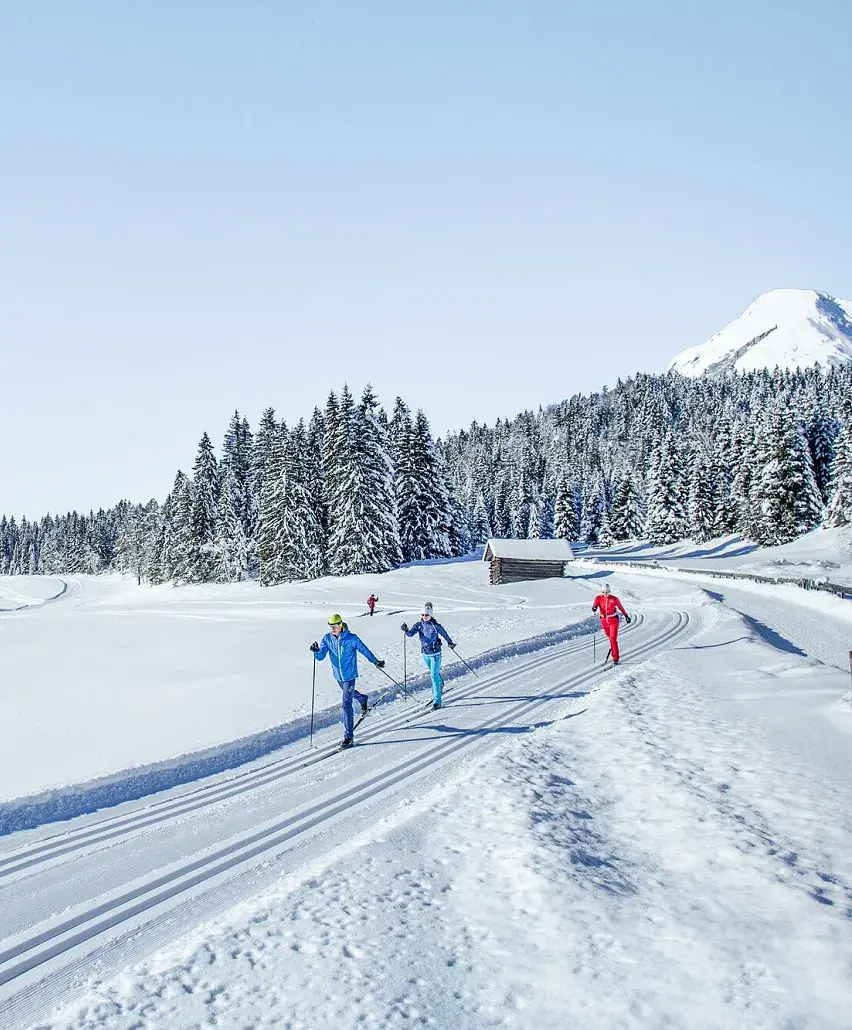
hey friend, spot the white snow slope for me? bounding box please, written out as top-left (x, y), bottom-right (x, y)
top-left (1, 548), bottom-right (851, 1029)
top-left (667, 288), bottom-right (852, 377)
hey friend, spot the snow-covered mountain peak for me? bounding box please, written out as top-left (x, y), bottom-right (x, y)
top-left (667, 288), bottom-right (852, 377)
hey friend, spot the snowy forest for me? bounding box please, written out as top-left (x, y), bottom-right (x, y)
top-left (2, 366), bottom-right (852, 586)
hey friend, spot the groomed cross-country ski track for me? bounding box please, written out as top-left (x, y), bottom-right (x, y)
top-left (0, 605), bottom-right (691, 1029)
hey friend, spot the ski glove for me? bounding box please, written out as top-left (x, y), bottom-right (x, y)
top-left (375, 659), bottom-right (386, 669)
top-left (310, 642), bottom-right (319, 653)
top-left (400, 622), bottom-right (409, 633)
top-left (592, 606), bottom-right (598, 613)
top-left (625, 614), bottom-right (631, 624)
top-left (447, 641), bottom-right (456, 649)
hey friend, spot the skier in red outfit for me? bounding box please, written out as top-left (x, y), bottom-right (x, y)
top-left (366, 594), bottom-right (378, 616)
top-left (592, 584), bottom-right (631, 664)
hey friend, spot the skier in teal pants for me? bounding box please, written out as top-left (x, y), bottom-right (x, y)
top-left (401, 605), bottom-right (456, 710)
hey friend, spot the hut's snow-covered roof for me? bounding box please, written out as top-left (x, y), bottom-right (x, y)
top-left (482, 539), bottom-right (574, 562)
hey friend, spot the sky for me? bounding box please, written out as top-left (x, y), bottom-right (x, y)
top-left (1, 1), bottom-right (851, 517)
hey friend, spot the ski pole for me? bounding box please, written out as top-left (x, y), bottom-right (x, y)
top-left (403, 634), bottom-right (408, 700)
top-left (310, 656), bottom-right (317, 749)
top-left (603, 646), bottom-right (612, 667)
top-left (376, 664), bottom-right (405, 692)
top-left (593, 630), bottom-right (596, 663)
top-left (449, 645), bottom-right (479, 677)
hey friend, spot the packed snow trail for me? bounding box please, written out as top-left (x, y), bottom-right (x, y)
top-left (0, 608), bottom-right (689, 1029)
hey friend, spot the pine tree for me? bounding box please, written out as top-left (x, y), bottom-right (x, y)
top-left (609, 470), bottom-right (643, 540)
top-left (470, 492), bottom-right (493, 546)
top-left (215, 463), bottom-right (251, 582)
top-left (413, 410), bottom-right (452, 559)
top-left (277, 420), bottom-right (326, 580)
top-left (808, 409), bottom-right (838, 505)
top-left (687, 450), bottom-right (716, 543)
top-left (580, 477), bottom-right (604, 544)
top-left (527, 502), bottom-right (541, 539)
top-left (256, 429), bottom-right (288, 585)
top-left (597, 507), bottom-right (616, 548)
top-left (183, 432), bottom-right (219, 582)
top-left (824, 401), bottom-right (852, 528)
top-left (326, 385), bottom-right (402, 575)
top-left (644, 436), bottom-right (687, 544)
top-left (553, 476), bottom-right (579, 541)
top-left (750, 400), bottom-right (823, 545)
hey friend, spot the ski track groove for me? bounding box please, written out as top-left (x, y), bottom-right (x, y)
top-left (0, 609), bottom-right (690, 1028)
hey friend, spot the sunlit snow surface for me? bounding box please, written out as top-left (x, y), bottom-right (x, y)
top-left (2, 533), bottom-right (851, 1029)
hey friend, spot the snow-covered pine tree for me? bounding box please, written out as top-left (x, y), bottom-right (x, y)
top-left (215, 463), bottom-right (251, 582)
top-left (220, 411), bottom-right (256, 576)
top-left (445, 480), bottom-right (472, 556)
top-left (322, 389), bottom-right (354, 572)
top-left (256, 427), bottom-right (288, 586)
top-left (185, 432), bottom-right (219, 582)
top-left (470, 492), bottom-right (492, 546)
top-left (597, 507), bottom-right (616, 549)
top-left (527, 502), bottom-right (541, 539)
top-left (823, 399), bottom-right (852, 528)
top-left (580, 475), bottom-right (604, 544)
top-left (165, 471), bottom-right (194, 583)
top-left (730, 424), bottom-right (760, 539)
top-left (252, 407), bottom-right (280, 517)
top-left (644, 436), bottom-right (687, 544)
top-left (277, 420), bottom-right (326, 580)
top-left (807, 408), bottom-right (838, 505)
top-left (609, 469), bottom-right (643, 541)
top-left (687, 450), bottom-right (716, 543)
top-left (414, 410), bottom-right (452, 559)
top-left (327, 385), bottom-right (402, 575)
top-left (750, 399), bottom-right (823, 545)
top-left (553, 476), bottom-right (579, 541)
top-left (355, 386), bottom-right (404, 569)
top-left (392, 402), bottom-right (423, 561)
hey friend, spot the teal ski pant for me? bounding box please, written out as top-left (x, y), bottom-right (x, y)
top-left (423, 652), bottom-right (444, 703)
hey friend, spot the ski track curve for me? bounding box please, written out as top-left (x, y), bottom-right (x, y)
top-left (0, 608), bottom-right (693, 1030)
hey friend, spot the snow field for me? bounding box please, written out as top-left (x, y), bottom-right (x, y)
top-left (29, 591), bottom-right (852, 1029)
top-left (0, 560), bottom-right (614, 804)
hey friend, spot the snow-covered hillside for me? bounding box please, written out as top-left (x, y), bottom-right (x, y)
top-left (667, 288), bottom-right (852, 377)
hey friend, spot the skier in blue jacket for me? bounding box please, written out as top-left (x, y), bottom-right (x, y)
top-left (401, 605), bottom-right (456, 710)
top-left (311, 613), bottom-right (385, 749)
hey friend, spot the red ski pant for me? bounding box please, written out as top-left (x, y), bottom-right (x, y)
top-left (600, 616), bottom-right (620, 662)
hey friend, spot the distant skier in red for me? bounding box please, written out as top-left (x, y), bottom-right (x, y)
top-left (592, 584), bottom-right (631, 664)
top-left (366, 594), bottom-right (378, 617)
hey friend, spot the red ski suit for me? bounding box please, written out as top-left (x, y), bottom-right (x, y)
top-left (367, 595), bottom-right (377, 616)
top-left (592, 593), bottom-right (628, 663)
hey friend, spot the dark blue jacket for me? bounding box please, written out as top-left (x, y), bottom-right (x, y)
top-left (315, 627), bottom-right (378, 682)
top-left (405, 619), bottom-right (454, 655)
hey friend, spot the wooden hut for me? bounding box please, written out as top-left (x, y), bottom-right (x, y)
top-left (483, 539), bottom-right (575, 585)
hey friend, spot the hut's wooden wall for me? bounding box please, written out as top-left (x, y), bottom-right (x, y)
top-left (489, 558), bottom-right (566, 585)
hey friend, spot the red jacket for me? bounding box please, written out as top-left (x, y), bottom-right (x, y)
top-left (592, 593), bottom-right (627, 619)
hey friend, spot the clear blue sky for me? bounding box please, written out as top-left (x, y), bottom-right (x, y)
top-left (1, 1), bottom-right (850, 517)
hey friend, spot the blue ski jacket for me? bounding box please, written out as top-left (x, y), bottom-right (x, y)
top-left (315, 627), bottom-right (379, 682)
top-left (405, 619), bottom-right (455, 655)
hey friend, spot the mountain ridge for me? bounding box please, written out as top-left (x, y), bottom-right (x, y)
top-left (668, 289), bottom-right (852, 377)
